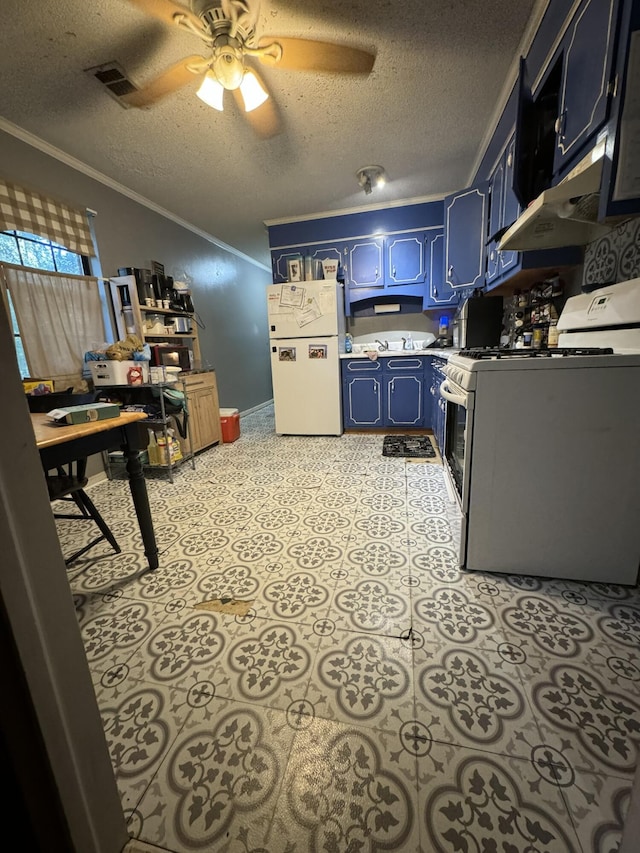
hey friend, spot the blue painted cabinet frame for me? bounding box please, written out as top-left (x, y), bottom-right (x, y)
top-left (341, 359), bottom-right (384, 428)
top-left (384, 357), bottom-right (426, 427)
top-left (444, 182), bottom-right (490, 291)
top-left (554, 0), bottom-right (620, 177)
top-left (342, 356), bottom-right (436, 430)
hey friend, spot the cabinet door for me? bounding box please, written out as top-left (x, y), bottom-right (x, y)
top-left (425, 232), bottom-right (458, 308)
top-left (554, 0), bottom-right (619, 173)
top-left (194, 386), bottom-right (221, 449)
top-left (444, 182), bottom-right (490, 290)
top-left (385, 373), bottom-right (424, 426)
top-left (342, 360), bottom-right (383, 427)
top-left (499, 136), bottom-right (521, 277)
top-left (386, 233), bottom-right (427, 286)
top-left (308, 243), bottom-right (343, 278)
top-left (599, 0), bottom-right (640, 220)
top-left (271, 248), bottom-right (308, 283)
top-left (183, 373), bottom-right (221, 452)
top-left (344, 238), bottom-right (384, 288)
top-left (486, 159), bottom-right (505, 285)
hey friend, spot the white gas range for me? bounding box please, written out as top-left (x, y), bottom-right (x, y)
top-left (439, 277), bottom-right (640, 585)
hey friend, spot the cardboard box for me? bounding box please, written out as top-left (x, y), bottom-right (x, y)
top-left (89, 360), bottom-right (149, 386)
top-left (23, 378), bottom-right (55, 395)
top-left (47, 402), bottom-right (121, 425)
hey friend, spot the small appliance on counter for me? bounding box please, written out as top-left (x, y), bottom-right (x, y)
top-left (150, 344), bottom-right (192, 372)
top-left (451, 295), bottom-right (503, 349)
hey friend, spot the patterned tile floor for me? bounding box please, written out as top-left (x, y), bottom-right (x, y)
top-left (58, 404), bottom-right (640, 853)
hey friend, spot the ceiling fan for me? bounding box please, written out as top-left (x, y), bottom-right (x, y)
top-left (118, 0), bottom-right (376, 138)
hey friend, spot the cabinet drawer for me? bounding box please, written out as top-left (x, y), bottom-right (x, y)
top-left (383, 356), bottom-right (425, 372)
top-left (343, 359), bottom-right (383, 374)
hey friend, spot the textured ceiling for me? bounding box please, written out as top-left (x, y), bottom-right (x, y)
top-left (0, 0), bottom-right (540, 267)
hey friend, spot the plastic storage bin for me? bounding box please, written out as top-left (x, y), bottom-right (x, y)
top-left (220, 407), bottom-right (240, 443)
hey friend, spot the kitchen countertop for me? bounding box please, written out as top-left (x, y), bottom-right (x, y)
top-left (340, 348), bottom-right (458, 360)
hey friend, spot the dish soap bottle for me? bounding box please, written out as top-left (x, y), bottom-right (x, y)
top-left (345, 333), bottom-right (353, 353)
top-left (405, 333), bottom-right (413, 350)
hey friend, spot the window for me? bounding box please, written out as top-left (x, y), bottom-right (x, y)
top-left (0, 230), bottom-right (88, 275)
top-left (0, 230), bottom-right (90, 378)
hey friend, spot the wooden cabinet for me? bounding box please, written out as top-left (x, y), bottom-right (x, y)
top-left (181, 372), bottom-right (221, 453)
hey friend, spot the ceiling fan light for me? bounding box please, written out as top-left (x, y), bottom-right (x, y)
top-left (196, 72), bottom-right (225, 111)
top-left (239, 70), bottom-right (269, 112)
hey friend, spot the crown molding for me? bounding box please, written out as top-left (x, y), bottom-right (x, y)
top-left (0, 117), bottom-right (270, 272)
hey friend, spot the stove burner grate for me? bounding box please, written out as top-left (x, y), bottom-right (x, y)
top-left (460, 347), bottom-right (614, 360)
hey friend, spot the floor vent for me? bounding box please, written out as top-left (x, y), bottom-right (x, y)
top-left (85, 62), bottom-right (137, 105)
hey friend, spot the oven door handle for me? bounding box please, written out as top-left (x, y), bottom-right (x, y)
top-left (440, 380), bottom-right (468, 407)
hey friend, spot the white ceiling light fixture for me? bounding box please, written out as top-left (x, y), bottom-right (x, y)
top-left (196, 66), bottom-right (267, 112)
top-left (239, 69), bottom-right (269, 111)
top-left (196, 71), bottom-right (225, 110)
top-left (356, 165), bottom-right (387, 195)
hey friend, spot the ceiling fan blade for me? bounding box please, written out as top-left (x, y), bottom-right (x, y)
top-left (122, 55), bottom-right (206, 107)
top-left (257, 37), bottom-right (375, 74)
top-left (232, 73), bottom-right (282, 139)
top-left (124, 0), bottom-right (208, 36)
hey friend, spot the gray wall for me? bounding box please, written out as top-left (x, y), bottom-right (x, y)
top-left (0, 129), bottom-right (273, 413)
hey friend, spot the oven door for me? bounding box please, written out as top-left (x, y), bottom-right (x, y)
top-left (439, 377), bottom-right (474, 514)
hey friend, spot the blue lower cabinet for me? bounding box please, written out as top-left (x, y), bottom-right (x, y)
top-left (341, 359), bottom-right (383, 427)
top-left (342, 357), bottom-right (436, 429)
top-left (383, 357), bottom-right (425, 427)
top-left (430, 358), bottom-right (448, 453)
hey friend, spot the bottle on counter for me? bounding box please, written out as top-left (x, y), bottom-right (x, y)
top-left (548, 321), bottom-right (559, 347)
top-left (345, 333), bottom-right (353, 353)
top-left (304, 255), bottom-right (313, 281)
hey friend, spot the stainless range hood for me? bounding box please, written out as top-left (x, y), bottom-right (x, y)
top-left (498, 142), bottom-right (612, 251)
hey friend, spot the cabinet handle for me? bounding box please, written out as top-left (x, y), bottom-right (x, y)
top-left (554, 110), bottom-right (566, 139)
top-left (448, 265), bottom-right (454, 278)
top-left (507, 150), bottom-right (513, 168)
top-left (392, 266), bottom-right (396, 277)
top-left (607, 74), bottom-right (618, 99)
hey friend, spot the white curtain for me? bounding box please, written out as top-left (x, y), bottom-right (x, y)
top-left (2, 263), bottom-right (105, 390)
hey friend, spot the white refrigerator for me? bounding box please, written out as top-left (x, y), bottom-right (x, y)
top-left (267, 281), bottom-right (345, 435)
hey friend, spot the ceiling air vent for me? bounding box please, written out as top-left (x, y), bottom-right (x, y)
top-left (85, 62), bottom-right (137, 106)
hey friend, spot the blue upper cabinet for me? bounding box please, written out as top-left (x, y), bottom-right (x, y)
top-left (308, 242), bottom-right (343, 272)
top-left (485, 136), bottom-right (522, 290)
top-left (444, 181), bottom-right (490, 290)
top-left (486, 157), bottom-right (505, 286)
top-left (424, 231), bottom-right (457, 308)
top-left (554, 0), bottom-right (620, 175)
top-left (500, 136), bottom-right (521, 277)
top-left (271, 247), bottom-right (309, 283)
top-left (344, 237), bottom-right (384, 288)
top-left (599, 0), bottom-right (640, 220)
top-left (387, 233), bottom-right (428, 286)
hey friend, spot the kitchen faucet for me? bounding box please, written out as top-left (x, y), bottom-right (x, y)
top-left (375, 339), bottom-right (388, 351)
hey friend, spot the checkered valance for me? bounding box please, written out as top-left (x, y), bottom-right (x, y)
top-left (0, 177), bottom-right (94, 256)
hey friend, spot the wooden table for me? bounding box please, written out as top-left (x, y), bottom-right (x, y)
top-left (32, 411), bottom-right (159, 570)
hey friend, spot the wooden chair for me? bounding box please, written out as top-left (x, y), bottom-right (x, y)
top-left (46, 459), bottom-right (121, 566)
